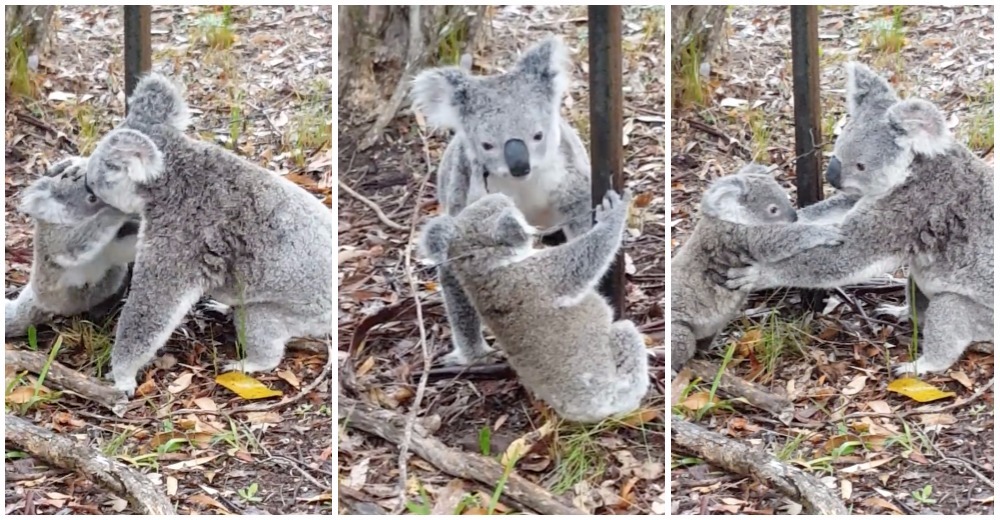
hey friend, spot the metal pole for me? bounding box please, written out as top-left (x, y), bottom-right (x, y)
top-left (587, 6), bottom-right (625, 319)
top-left (790, 5), bottom-right (824, 311)
top-left (123, 6), bottom-right (152, 114)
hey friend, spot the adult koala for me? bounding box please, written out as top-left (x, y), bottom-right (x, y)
top-left (725, 62), bottom-right (993, 376)
top-left (410, 36), bottom-right (592, 366)
top-left (85, 73), bottom-right (332, 395)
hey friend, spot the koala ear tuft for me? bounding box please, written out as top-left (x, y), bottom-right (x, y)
top-left (410, 67), bottom-right (469, 130)
top-left (702, 177), bottom-right (745, 220)
top-left (418, 215), bottom-right (457, 264)
top-left (100, 129), bottom-right (164, 184)
top-left (514, 35), bottom-right (570, 102)
top-left (845, 61), bottom-right (898, 116)
top-left (886, 99), bottom-right (952, 157)
top-left (19, 178), bottom-right (73, 224)
top-left (493, 207), bottom-right (533, 247)
top-left (734, 163), bottom-right (771, 176)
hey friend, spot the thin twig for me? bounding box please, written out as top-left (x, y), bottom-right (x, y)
top-left (338, 177), bottom-right (407, 231)
top-left (392, 97), bottom-right (436, 515)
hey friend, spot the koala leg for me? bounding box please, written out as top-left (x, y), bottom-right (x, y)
top-left (669, 320), bottom-right (698, 374)
top-left (5, 286), bottom-right (49, 339)
top-left (608, 320), bottom-right (649, 413)
top-left (893, 293), bottom-right (993, 376)
top-left (222, 304), bottom-right (291, 374)
top-left (875, 276), bottom-right (929, 327)
top-left (438, 265), bottom-right (493, 365)
top-left (110, 263), bottom-right (203, 396)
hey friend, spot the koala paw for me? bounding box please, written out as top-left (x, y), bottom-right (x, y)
top-left (724, 264), bottom-right (763, 292)
top-left (874, 303), bottom-right (910, 320)
top-left (221, 359), bottom-right (280, 374)
top-left (112, 375), bottom-right (137, 398)
top-left (595, 189), bottom-right (631, 223)
top-left (438, 342), bottom-right (496, 366)
top-left (810, 225), bottom-right (845, 248)
top-left (893, 355), bottom-right (953, 377)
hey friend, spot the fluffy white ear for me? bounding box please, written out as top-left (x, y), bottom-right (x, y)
top-left (886, 99), bottom-right (952, 157)
top-left (418, 215), bottom-right (457, 264)
top-left (99, 129), bottom-right (164, 183)
top-left (701, 176), bottom-right (745, 220)
top-left (18, 178), bottom-right (73, 224)
top-left (514, 35), bottom-right (570, 103)
top-left (845, 61), bottom-right (898, 116)
top-left (410, 67), bottom-right (469, 130)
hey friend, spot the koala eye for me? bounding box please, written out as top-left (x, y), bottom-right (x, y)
top-left (86, 194), bottom-right (99, 204)
top-left (767, 204), bottom-right (780, 215)
top-left (856, 163), bottom-right (866, 172)
top-left (533, 132), bottom-right (543, 141)
top-left (482, 142), bottom-right (494, 151)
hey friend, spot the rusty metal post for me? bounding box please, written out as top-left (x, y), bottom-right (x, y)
top-left (588, 6), bottom-right (625, 319)
top-left (124, 6), bottom-right (152, 113)
top-left (790, 6), bottom-right (824, 310)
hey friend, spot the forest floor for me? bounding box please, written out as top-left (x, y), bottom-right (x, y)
top-left (670, 5), bottom-right (994, 515)
top-left (4, 5), bottom-right (332, 515)
top-left (337, 6), bottom-right (667, 515)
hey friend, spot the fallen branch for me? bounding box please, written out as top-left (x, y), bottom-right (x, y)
top-left (340, 398), bottom-right (586, 515)
top-left (671, 418), bottom-right (848, 515)
top-left (411, 362), bottom-right (517, 382)
top-left (685, 359), bottom-right (792, 417)
top-left (338, 177), bottom-right (407, 230)
top-left (5, 349), bottom-right (129, 417)
top-left (6, 414), bottom-right (174, 514)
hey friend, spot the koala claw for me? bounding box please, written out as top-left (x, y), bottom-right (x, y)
top-left (874, 303), bottom-right (910, 320)
top-left (724, 265), bottom-right (762, 291)
top-left (113, 378), bottom-right (137, 398)
top-left (438, 343), bottom-right (496, 366)
top-left (893, 356), bottom-right (952, 377)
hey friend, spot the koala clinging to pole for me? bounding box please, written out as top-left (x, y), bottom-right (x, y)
top-left (410, 36), bottom-right (593, 366)
top-left (5, 157), bottom-right (139, 338)
top-left (85, 73), bottom-right (333, 395)
top-left (725, 62), bottom-right (993, 376)
top-left (419, 190), bottom-right (647, 423)
top-left (670, 164), bottom-right (845, 375)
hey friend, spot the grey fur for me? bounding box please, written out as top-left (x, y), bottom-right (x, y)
top-left (85, 73), bottom-right (332, 395)
top-left (725, 62), bottom-right (994, 376)
top-left (419, 190), bottom-right (647, 423)
top-left (671, 165), bottom-right (845, 374)
top-left (410, 36), bottom-right (593, 365)
top-left (5, 157), bottom-right (138, 338)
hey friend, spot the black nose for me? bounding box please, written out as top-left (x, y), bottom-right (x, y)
top-left (504, 139), bottom-right (530, 177)
top-left (826, 156), bottom-right (842, 189)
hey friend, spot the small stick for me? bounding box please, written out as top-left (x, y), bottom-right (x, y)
top-left (684, 359), bottom-right (792, 416)
top-left (338, 177), bottom-right (407, 231)
top-left (5, 350), bottom-right (129, 417)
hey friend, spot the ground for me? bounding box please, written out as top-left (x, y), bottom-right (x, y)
top-left (337, 6), bottom-right (666, 515)
top-left (670, 5), bottom-right (993, 515)
top-left (4, 6), bottom-right (332, 515)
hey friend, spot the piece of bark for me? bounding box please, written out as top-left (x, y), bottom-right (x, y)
top-left (339, 398), bottom-right (587, 515)
top-left (671, 419), bottom-right (848, 515)
top-left (686, 359), bottom-right (792, 416)
top-left (5, 349), bottom-right (128, 416)
top-left (5, 414), bottom-right (174, 514)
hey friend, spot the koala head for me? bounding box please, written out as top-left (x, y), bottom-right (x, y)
top-left (19, 156), bottom-right (111, 224)
top-left (702, 166), bottom-right (797, 225)
top-left (419, 194), bottom-right (535, 264)
top-left (827, 62), bottom-right (954, 198)
top-left (411, 36), bottom-right (570, 180)
top-left (86, 128), bottom-right (164, 214)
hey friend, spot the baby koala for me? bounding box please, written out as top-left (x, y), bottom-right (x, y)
top-left (5, 156), bottom-right (138, 338)
top-left (670, 164), bottom-right (844, 374)
top-left (419, 190), bottom-right (648, 423)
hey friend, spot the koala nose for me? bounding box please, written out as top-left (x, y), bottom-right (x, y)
top-left (826, 156), bottom-right (842, 189)
top-left (789, 210), bottom-right (799, 222)
top-left (504, 139), bottom-right (531, 177)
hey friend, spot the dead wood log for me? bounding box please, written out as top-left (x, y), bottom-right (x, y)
top-left (685, 359), bottom-right (792, 417)
top-left (5, 349), bottom-right (129, 417)
top-left (339, 397), bottom-right (586, 515)
top-left (671, 419), bottom-right (847, 515)
top-left (5, 414), bottom-right (174, 514)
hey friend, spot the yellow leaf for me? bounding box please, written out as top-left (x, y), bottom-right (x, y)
top-left (887, 377), bottom-right (956, 403)
top-left (5, 386), bottom-right (47, 404)
top-left (501, 421), bottom-right (555, 467)
top-left (215, 372), bottom-right (283, 400)
top-left (681, 391), bottom-right (720, 411)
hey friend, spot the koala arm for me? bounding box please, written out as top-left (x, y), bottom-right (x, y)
top-left (796, 192), bottom-right (861, 224)
top-left (521, 192), bottom-right (627, 304)
top-left (51, 208), bottom-right (131, 267)
top-left (736, 222), bottom-right (844, 264)
top-left (727, 204), bottom-right (907, 291)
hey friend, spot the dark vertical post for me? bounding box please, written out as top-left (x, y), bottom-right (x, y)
top-left (791, 6), bottom-right (824, 310)
top-left (587, 6), bottom-right (625, 319)
top-left (123, 6), bottom-right (152, 113)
